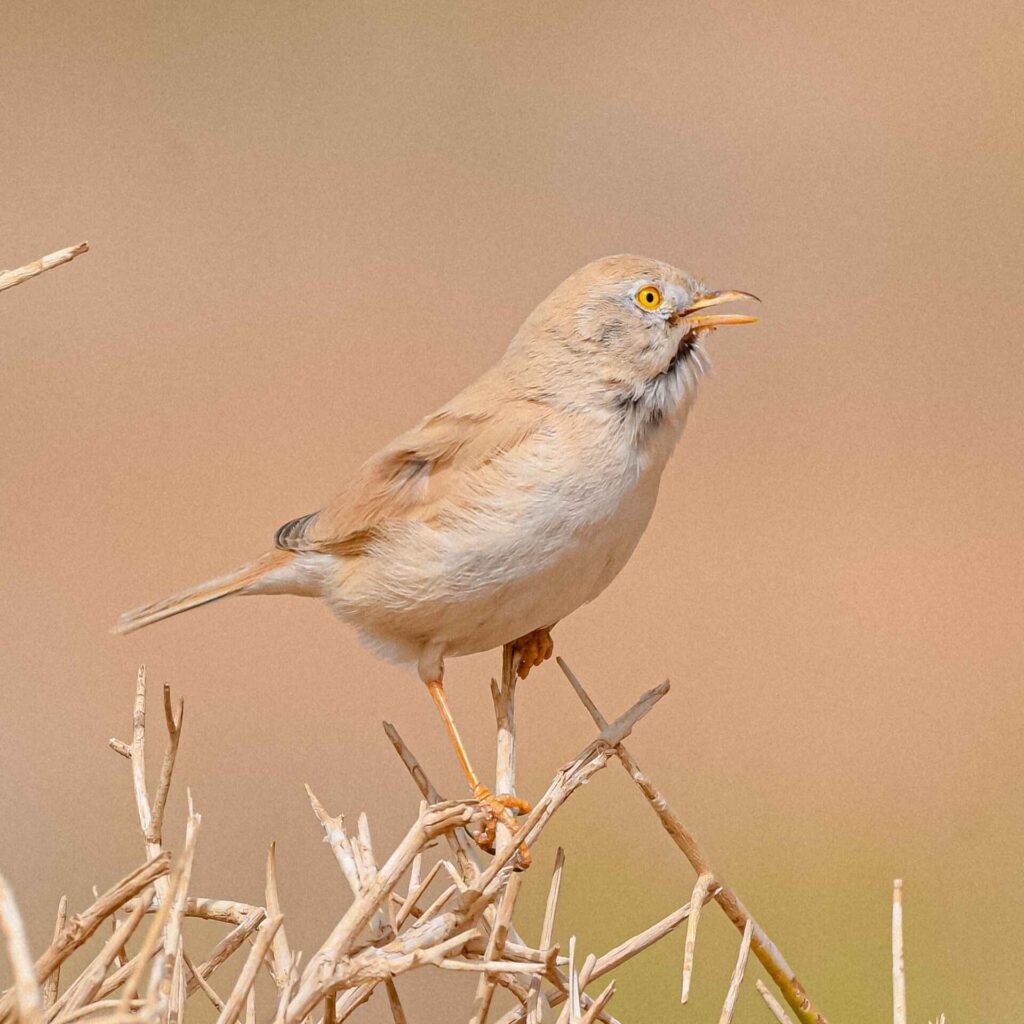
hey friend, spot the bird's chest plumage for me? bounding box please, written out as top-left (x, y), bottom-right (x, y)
top-left (329, 408), bottom-right (686, 660)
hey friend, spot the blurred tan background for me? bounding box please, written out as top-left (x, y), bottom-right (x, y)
top-left (2, 1), bottom-right (1022, 1020)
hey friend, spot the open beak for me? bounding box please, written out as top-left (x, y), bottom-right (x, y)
top-left (681, 289), bottom-right (760, 331)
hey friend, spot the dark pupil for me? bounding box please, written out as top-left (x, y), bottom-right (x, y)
top-left (644, 292), bottom-right (654, 303)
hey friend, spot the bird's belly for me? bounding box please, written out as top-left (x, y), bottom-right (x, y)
top-left (444, 490), bottom-right (657, 656)
top-left (327, 457), bottom-right (662, 662)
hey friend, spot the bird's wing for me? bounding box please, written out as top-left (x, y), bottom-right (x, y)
top-left (275, 387), bottom-right (552, 556)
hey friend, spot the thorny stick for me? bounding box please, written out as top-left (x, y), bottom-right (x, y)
top-left (118, 858), bottom-right (184, 1014)
top-left (0, 872), bottom-right (44, 1024)
top-left (186, 909), bottom-right (265, 997)
top-left (470, 873), bottom-right (521, 1024)
top-left (272, 953), bottom-right (300, 1024)
top-left (892, 880), bottom-right (906, 1024)
top-left (52, 891), bottom-right (152, 1018)
top-left (287, 802), bottom-right (482, 1022)
top-left (396, 860), bottom-right (445, 931)
top-left (2, 652), bottom-right (853, 1024)
top-left (42, 897), bottom-right (68, 1010)
top-left (719, 919), bottom-right (754, 1024)
top-left (130, 669), bottom-right (157, 863)
top-left (146, 807), bottom-right (201, 1008)
top-left (110, 670), bottom-right (185, 902)
top-left (303, 786), bottom-right (363, 896)
top-left (381, 722), bottom-right (480, 881)
top-left (757, 980), bottom-right (797, 1024)
top-left (182, 950), bottom-right (225, 1012)
top-left (266, 844), bottom-right (294, 989)
top-left (0, 242), bottom-right (88, 294)
top-left (558, 657), bottom-right (828, 1024)
top-left (168, 941), bottom-right (185, 1024)
top-left (292, 682), bottom-right (664, 1024)
top-left (681, 872), bottom-right (714, 1003)
top-left (383, 979), bottom-right (407, 1024)
top-left (214, 917), bottom-right (283, 1024)
top-left (92, 951), bottom-right (158, 1004)
top-left (333, 985), bottom-right (374, 1024)
top-left (472, 644), bottom-right (525, 1024)
top-left (526, 847), bottom-right (563, 1024)
top-left (578, 982), bottom-right (616, 1024)
top-left (467, 679), bottom-right (670, 905)
top-left (497, 888), bottom-right (719, 1024)
top-left (0, 852), bottom-right (172, 1024)
top-left (149, 686), bottom-right (184, 851)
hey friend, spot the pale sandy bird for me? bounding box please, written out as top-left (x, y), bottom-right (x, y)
top-left (117, 254), bottom-right (757, 859)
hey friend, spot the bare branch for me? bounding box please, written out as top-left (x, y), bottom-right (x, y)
top-left (182, 950), bottom-right (225, 1013)
top-left (0, 242), bottom-right (88, 295)
top-left (719, 919), bottom-right (754, 1024)
top-left (578, 981), bottom-right (615, 1024)
top-left (756, 980), bottom-right (796, 1024)
top-left (148, 686), bottom-right (184, 848)
top-left (265, 844), bottom-right (294, 989)
top-left (186, 909), bottom-right (265, 998)
top-left (305, 786), bottom-right (362, 897)
top-left (381, 722), bottom-right (480, 882)
top-left (0, 872), bottom-right (44, 1024)
top-left (557, 657), bottom-right (827, 1024)
top-left (892, 880), bottom-right (906, 1024)
top-left (681, 872), bottom-right (715, 1003)
top-left (42, 897), bottom-right (68, 1010)
top-left (383, 979), bottom-right (406, 1024)
top-left (51, 890), bottom-right (152, 1019)
top-left (526, 846), bottom-right (564, 1024)
top-left (0, 852), bottom-right (172, 1024)
top-left (214, 917), bottom-right (283, 1024)
top-left (8, 652), bottom-right (844, 1024)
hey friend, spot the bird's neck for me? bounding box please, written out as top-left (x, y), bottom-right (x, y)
top-left (611, 338), bottom-right (707, 442)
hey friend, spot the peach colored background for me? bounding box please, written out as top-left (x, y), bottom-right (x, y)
top-left (2, 2), bottom-right (1022, 1021)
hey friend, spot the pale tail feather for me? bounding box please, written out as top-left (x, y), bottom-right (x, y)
top-left (113, 550), bottom-right (292, 634)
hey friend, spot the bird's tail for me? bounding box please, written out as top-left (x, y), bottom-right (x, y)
top-left (113, 550), bottom-right (292, 635)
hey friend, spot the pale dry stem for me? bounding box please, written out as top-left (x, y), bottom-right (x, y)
top-left (1, 655), bottom-right (859, 1024)
top-left (0, 243), bottom-right (88, 294)
top-left (557, 657), bottom-right (827, 1024)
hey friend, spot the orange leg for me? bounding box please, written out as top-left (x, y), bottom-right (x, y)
top-left (510, 625), bottom-right (555, 679)
top-left (425, 678), bottom-right (531, 866)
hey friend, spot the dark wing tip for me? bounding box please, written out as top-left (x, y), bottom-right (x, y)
top-left (274, 510), bottom-right (319, 550)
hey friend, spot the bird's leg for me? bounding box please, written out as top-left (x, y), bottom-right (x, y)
top-left (509, 625), bottom-right (555, 679)
top-left (424, 678), bottom-right (531, 866)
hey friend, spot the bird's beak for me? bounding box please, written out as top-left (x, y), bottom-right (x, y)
top-left (681, 290), bottom-right (760, 331)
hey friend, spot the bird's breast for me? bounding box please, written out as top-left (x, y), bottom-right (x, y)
top-left (323, 413), bottom-right (679, 659)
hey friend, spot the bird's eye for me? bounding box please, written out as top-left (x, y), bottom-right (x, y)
top-left (635, 284), bottom-right (662, 310)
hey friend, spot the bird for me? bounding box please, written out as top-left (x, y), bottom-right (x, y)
top-left (116, 254), bottom-right (757, 862)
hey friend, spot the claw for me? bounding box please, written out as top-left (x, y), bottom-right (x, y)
top-left (472, 785), bottom-right (532, 868)
top-left (493, 793), bottom-right (532, 815)
top-left (511, 627), bottom-right (555, 680)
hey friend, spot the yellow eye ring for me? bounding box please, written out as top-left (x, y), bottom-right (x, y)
top-left (635, 284), bottom-right (662, 310)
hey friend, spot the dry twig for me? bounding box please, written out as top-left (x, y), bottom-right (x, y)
top-left (756, 979), bottom-right (797, 1024)
top-left (719, 919), bottom-right (754, 1024)
top-left (1, 654), bottom-right (868, 1024)
top-left (892, 880), bottom-right (906, 1024)
top-left (0, 243), bottom-right (88, 295)
top-left (557, 657), bottom-right (827, 1024)
top-left (0, 873), bottom-right (44, 1024)
top-left (41, 898), bottom-right (67, 1011)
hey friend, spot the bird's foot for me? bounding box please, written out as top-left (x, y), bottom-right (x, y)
top-left (510, 627), bottom-right (554, 679)
top-left (471, 784), bottom-right (532, 869)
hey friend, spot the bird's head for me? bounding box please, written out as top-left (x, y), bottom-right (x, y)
top-left (505, 254), bottom-right (758, 415)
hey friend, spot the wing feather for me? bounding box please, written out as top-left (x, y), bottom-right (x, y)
top-left (274, 392), bottom-right (550, 557)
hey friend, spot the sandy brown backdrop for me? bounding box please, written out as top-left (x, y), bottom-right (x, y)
top-left (2, 2), bottom-right (1022, 1021)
